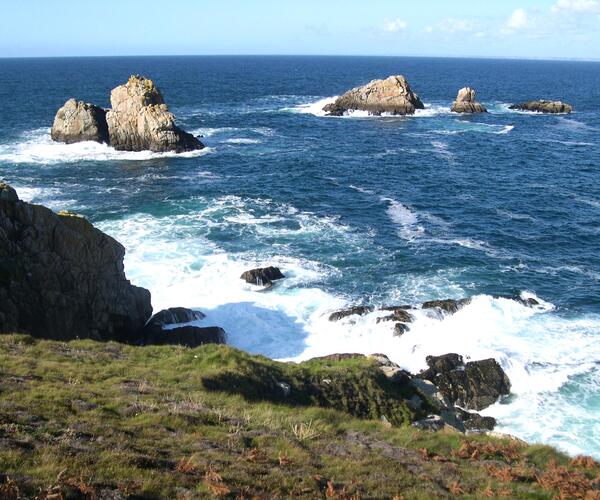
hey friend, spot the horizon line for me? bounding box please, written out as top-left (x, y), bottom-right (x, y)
top-left (1, 53), bottom-right (600, 63)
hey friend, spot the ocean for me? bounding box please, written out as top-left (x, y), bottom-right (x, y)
top-left (0, 55), bottom-right (599, 458)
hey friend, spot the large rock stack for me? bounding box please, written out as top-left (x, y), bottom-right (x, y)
top-left (0, 183), bottom-right (152, 342)
top-left (509, 100), bottom-right (573, 114)
top-left (323, 75), bottom-right (425, 116)
top-left (450, 87), bottom-right (487, 113)
top-left (51, 75), bottom-right (203, 153)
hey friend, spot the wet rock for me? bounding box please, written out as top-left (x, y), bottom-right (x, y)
top-left (328, 306), bottom-right (373, 322)
top-left (148, 326), bottom-right (226, 348)
top-left (240, 266), bottom-right (285, 286)
top-left (146, 307), bottom-right (205, 328)
top-left (393, 323), bottom-right (410, 337)
top-left (509, 100), bottom-right (573, 114)
top-left (323, 75), bottom-right (424, 116)
top-left (0, 184), bottom-right (152, 342)
top-left (422, 298), bottom-right (470, 315)
top-left (420, 354), bottom-right (511, 411)
top-left (106, 75), bottom-right (204, 152)
top-left (451, 87), bottom-right (487, 113)
top-left (51, 98), bottom-right (109, 144)
top-left (376, 308), bottom-right (414, 324)
top-left (461, 412), bottom-right (497, 432)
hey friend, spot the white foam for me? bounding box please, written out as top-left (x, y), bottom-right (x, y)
top-left (348, 184), bottom-right (376, 195)
top-left (414, 104), bottom-right (453, 117)
top-left (381, 197), bottom-right (425, 240)
top-left (223, 138), bottom-right (262, 145)
top-left (497, 125), bottom-right (515, 135)
top-left (289, 97), bottom-right (337, 117)
top-left (0, 128), bottom-right (213, 164)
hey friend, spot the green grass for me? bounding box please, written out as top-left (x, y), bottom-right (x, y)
top-left (0, 334), bottom-right (598, 499)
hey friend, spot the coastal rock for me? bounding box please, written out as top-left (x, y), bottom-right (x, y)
top-left (323, 75), bottom-right (425, 116)
top-left (0, 184), bottom-right (152, 342)
top-left (328, 306), bottom-right (373, 322)
top-left (146, 307), bottom-right (205, 328)
top-left (420, 354), bottom-right (511, 411)
top-left (450, 87), bottom-right (487, 113)
top-left (509, 100), bottom-right (573, 114)
top-left (422, 298), bottom-right (470, 315)
top-left (147, 325), bottom-right (226, 348)
top-left (310, 353), bottom-right (366, 362)
top-left (51, 98), bottom-right (109, 144)
top-left (240, 266), bottom-right (285, 286)
top-left (105, 75), bottom-right (204, 152)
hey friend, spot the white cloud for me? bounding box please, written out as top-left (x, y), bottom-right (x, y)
top-left (437, 18), bottom-right (476, 34)
top-left (551, 0), bottom-right (599, 12)
top-left (383, 18), bottom-right (408, 33)
top-left (505, 8), bottom-right (529, 30)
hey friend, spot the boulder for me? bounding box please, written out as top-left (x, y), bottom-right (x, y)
top-left (0, 184), bottom-right (152, 342)
top-left (328, 306), bottom-right (373, 322)
top-left (105, 75), bottom-right (204, 152)
top-left (240, 266), bottom-right (285, 286)
top-left (450, 87), bottom-right (487, 113)
top-left (509, 100), bottom-right (573, 114)
top-left (51, 98), bottom-right (110, 144)
top-left (376, 308), bottom-right (414, 324)
top-left (420, 354), bottom-right (511, 411)
top-left (422, 298), bottom-right (470, 315)
top-left (323, 75), bottom-right (425, 116)
top-left (146, 307), bottom-right (205, 328)
top-left (148, 325), bottom-right (226, 348)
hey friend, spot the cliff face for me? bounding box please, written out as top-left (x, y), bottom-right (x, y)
top-left (0, 183), bottom-right (152, 342)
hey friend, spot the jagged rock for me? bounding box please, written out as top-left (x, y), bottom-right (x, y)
top-left (410, 378), bottom-right (452, 410)
top-left (240, 266), bottom-right (285, 286)
top-left (420, 354), bottom-right (511, 411)
top-left (461, 412), bottom-right (497, 432)
top-left (51, 98), bottom-right (110, 144)
top-left (451, 87), bottom-right (487, 113)
top-left (509, 100), bottom-right (573, 114)
top-left (148, 326), bottom-right (226, 348)
top-left (422, 298), bottom-right (470, 315)
top-left (105, 75), bottom-right (204, 152)
top-left (376, 308), bottom-right (414, 324)
top-left (0, 184), bottom-right (152, 342)
top-left (323, 75), bottom-right (425, 116)
top-left (328, 306), bottom-right (373, 322)
top-left (393, 323), bottom-right (410, 337)
top-left (146, 307), bottom-right (205, 328)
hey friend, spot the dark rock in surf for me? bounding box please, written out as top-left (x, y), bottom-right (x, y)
top-left (0, 183), bottom-right (152, 342)
top-left (240, 266), bottom-right (285, 286)
top-left (420, 354), bottom-right (511, 411)
top-left (509, 100), bottom-right (573, 114)
top-left (450, 87), bottom-right (487, 114)
top-left (147, 325), bottom-right (226, 348)
top-left (328, 306), bottom-right (373, 322)
top-left (323, 75), bottom-right (424, 116)
top-left (146, 307), bottom-right (205, 328)
top-left (422, 298), bottom-right (470, 315)
top-left (51, 98), bottom-right (109, 144)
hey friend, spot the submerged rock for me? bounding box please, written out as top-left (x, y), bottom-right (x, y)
top-left (0, 183), bottom-right (152, 342)
top-left (323, 75), bottom-right (424, 116)
top-left (148, 325), bottom-right (226, 348)
top-left (51, 98), bottom-right (109, 144)
top-left (509, 100), bottom-right (573, 114)
top-left (106, 75), bottom-right (203, 152)
top-left (450, 87), bottom-right (487, 113)
top-left (146, 307), bottom-right (205, 328)
top-left (240, 266), bottom-right (285, 286)
top-left (420, 354), bottom-right (511, 411)
top-left (328, 306), bottom-right (373, 322)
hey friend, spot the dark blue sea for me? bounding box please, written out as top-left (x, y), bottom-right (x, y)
top-left (1, 55), bottom-right (599, 457)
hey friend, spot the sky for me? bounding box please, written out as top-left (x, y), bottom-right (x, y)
top-left (1, 0), bottom-right (600, 60)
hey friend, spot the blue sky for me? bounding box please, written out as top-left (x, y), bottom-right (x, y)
top-left (1, 0), bottom-right (600, 59)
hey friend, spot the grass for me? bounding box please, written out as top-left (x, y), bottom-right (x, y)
top-left (0, 334), bottom-right (599, 498)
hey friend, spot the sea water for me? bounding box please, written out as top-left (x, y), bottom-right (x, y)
top-left (1, 55), bottom-right (599, 457)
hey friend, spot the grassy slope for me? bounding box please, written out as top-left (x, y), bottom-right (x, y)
top-left (0, 334), bottom-right (599, 499)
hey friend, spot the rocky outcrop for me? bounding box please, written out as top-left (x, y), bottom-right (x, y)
top-left (422, 298), bottom-right (470, 315)
top-left (419, 354), bottom-right (511, 411)
top-left (106, 76), bottom-right (203, 152)
top-left (0, 183), bottom-right (152, 342)
top-left (450, 87), bottom-right (487, 113)
top-left (328, 306), bottom-right (373, 322)
top-left (51, 99), bottom-right (110, 144)
top-left (323, 75), bottom-right (425, 116)
top-left (51, 76), bottom-right (204, 153)
top-left (240, 266), bottom-right (285, 287)
top-left (509, 100), bottom-right (573, 114)
top-left (146, 325), bottom-right (226, 348)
